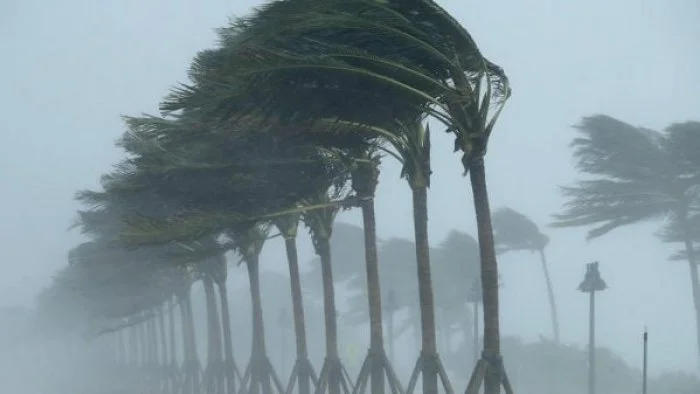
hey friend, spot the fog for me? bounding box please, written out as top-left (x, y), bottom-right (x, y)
top-left (1, 0), bottom-right (699, 393)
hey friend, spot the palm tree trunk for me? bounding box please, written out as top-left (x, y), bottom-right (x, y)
top-left (148, 316), bottom-right (160, 389)
top-left (538, 248), bottom-right (560, 344)
top-left (361, 197), bottom-right (385, 394)
top-left (469, 157), bottom-right (502, 394)
top-left (318, 236), bottom-right (341, 394)
top-left (680, 215), bottom-right (700, 367)
top-left (411, 185), bottom-right (438, 394)
top-left (284, 236), bottom-right (311, 394)
top-left (168, 298), bottom-right (177, 393)
top-left (158, 307), bottom-right (169, 372)
top-left (139, 320), bottom-right (148, 368)
top-left (129, 323), bottom-right (138, 367)
top-left (169, 298), bottom-right (177, 364)
top-left (217, 279), bottom-right (237, 394)
top-left (246, 254), bottom-right (272, 394)
top-left (180, 288), bottom-right (200, 394)
top-left (204, 276), bottom-right (224, 391)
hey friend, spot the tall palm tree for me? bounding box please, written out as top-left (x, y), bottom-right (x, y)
top-left (432, 230), bottom-right (481, 363)
top-left (303, 185), bottom-right (353, 394)
top-left (228, 223), bottom-right (280, 394)
top-left (162, 3), bottom-right (511, 392)
top-left (552, 115), bottom-right (700, 364)
top-left (272, 213), bottom-right (315, 394)
top-left (493, 207), bottom-right (560, 344)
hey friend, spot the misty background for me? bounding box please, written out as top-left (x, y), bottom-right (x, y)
top-left (1, 0), bottom-right (699, 387)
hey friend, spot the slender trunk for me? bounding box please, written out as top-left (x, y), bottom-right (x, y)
top-left (168, 298), bottom-right (177, 394)
top-left (148, 315), bottom-right (160, 390)
top-left (178, 298), bottom-right (191, 365)
top-left (469, 158), bottom-right (502, 394)
top-left (169, 298), bottom-right (177, 366)
top-left (204, 276), bottom-right (224, 391)
top-left (680, 214), bottom-right (700, 367)
top-left (361, 197), bottom-right (385, 394)
top-left (139, 320), bottom-right (148, 368)
top-left (247, 254), bottom-right (271, 394)
top-left (411, 185), bottom-right (438, 394)
top-left (204, 277), bottom-right (223, 366)
top-left (158, 307), bottom-right (169, 369)
top-left (129, 324), bottom-right (138, 367)
top-left (218, 280), bottom-right (237, 394)
top-left (538, 248), bottom-right (560, 344)
top-left (284, 236), bottom-right (311, 394)
top-left (180, 288), bottom-right (200, 393)
top-left (318, 236), bottom-right (340, 394)
top-left (149, 316), bottom-right (159, 367)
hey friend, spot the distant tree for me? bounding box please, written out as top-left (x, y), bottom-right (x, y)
top-left (493, 207), bottom-right (560, 343)
top-left (552, 115), bottom-right (700, 363)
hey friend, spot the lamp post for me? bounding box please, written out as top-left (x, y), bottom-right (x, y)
top-left (385, 289), bottom-right (398, 365)
top-left (577, 262), bottom-right (607, 394)
top-left (642, 327), bottom-right (648, 394)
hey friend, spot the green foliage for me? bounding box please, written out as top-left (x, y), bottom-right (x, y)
top-left (493, 207), bottom-right (549, 252)
top-left (552, 115), bottom-right (700, 242)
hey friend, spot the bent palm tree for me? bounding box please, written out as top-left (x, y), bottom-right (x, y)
top-left (493, 207), bottom-right (559, 344)
top-left (552, 115), bottom-right (700, 364)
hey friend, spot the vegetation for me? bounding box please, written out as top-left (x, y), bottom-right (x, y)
top-left (21, 1), bottom-right (700, 394)
top-left (552, 115), bottom-right (700, 364)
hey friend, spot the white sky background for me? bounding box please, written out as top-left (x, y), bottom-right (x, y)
top-left (1, 0), bottom-right (699, 375)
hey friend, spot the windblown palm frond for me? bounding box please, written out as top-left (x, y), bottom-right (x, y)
top-left (552, 115), bottom-right (681, 239)
top-left (493, 207), bottom-right (549, 252)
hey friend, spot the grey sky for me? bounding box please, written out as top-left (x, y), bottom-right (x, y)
top-left (2, 0), bottom-right (699, 375)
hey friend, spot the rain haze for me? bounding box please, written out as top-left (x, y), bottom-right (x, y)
top-left (1, 0), bottom-right (699, 393)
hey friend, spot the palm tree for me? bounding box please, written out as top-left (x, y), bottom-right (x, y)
top-left (303, 185), bottom-right (354, 394)
top-left (432, 230), bottom-right (481, 365)
top-left (162, 3), bottom-right (511, 392)
top-left (552, 115), bottom-right (700, 364)
top-left (493, 207), bottom-right (560, 344)
top-left (272, 213), bottom-right (315, 394)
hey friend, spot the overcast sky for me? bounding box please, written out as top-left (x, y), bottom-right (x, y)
top-left (2, 0), bottom-right (699, 375)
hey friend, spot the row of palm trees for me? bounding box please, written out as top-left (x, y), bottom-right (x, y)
top-left (42, 1), bottom-right (513, 394)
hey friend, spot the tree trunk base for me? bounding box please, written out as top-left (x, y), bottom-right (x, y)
top-left (178, 359), bottom-right (202, 394)
top-left (315, 356), bottom-right (354, 394)
top-left (285, 357), bottom-right (318, 394)
top-left (464, 356), bottom-right (513, 394)
top-left (161, 361), bottom-right (180, 394)
top-left (352, 349), bottom-right (403, 394)
top-left (240, 354), bottom-right (286, 394)
top-left (406, 352), bottom-right (453, 394)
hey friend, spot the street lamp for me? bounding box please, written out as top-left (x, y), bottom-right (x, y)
top-left (578, 261), bottom-right (607, 394)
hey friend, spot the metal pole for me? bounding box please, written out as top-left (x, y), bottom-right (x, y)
top-left (588, 289), bottom-right (596, 394)
top-left (642, 327), bottom-right (648, 394)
